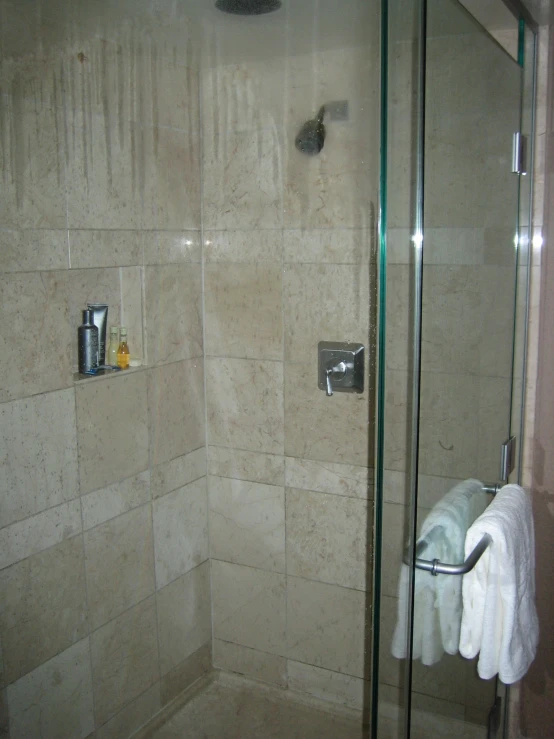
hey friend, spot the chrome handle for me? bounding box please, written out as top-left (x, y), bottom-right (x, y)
top-left (325, 361), bottom-right (347, 396)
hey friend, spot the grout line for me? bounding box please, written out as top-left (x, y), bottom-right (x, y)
top-left (197, 62), bottom-right (216, 671)
top-left (72, 385), bottom-right (99, 730)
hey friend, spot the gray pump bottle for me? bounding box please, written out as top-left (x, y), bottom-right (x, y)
top-left (78, 309), bottom-right (99, 373)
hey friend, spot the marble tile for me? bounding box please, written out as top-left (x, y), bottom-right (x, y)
top-left (144, 264), bottom-right (203, 365)
top-left (0, 688), bottom-right (6, 737)
top-left (381, 502), bottom-right (408, 599)
top-left (152, 478), bottom-right (209, 589)
top-left (285, 457), bottom-right (371, 499)
top-left (204, 262), bottom-right (282, 360)
top-left (213, 640), bottom-right (287, 687)
top-left (286, 576), bottom-right (366, 678)
top-left (385, 265), bottom-right (411, 371)
top-left (418, 372), bottom-right (480, 479)
top-left (66, 37), bottom-right (199, 133)
top-left (383, 470), bottom-right (409, 505)
top-left (206, 358), bottom-right (284, 455)
top-left (202, 129), bottom-right (283, 230)
top-left (411, 652), bottom-right (468, 706)
top-left (0, 229), bottom-right (68, 272)
top-left (0, 536), bottom-right (88, 685)
top-left (65, 114), bottom-right (156, 230)
top-left (7, 638), bottom-right (94, 739)
top-left (120, 265), bottom-right (144, 362)
top-left (479, 266), bottom-right (516, 378)
top-left (96, 684), bottom-right (161, 739)
top-left (0, 389), bottom-right (79, 528)
top-left (380, 228), bottom-right (412, 265)
top-left (411, 691), bottom-right (464, 720)
top-left (212, 561), bottom-right (286, 656)
top-left (283, 229), bottom-right (372, 264)
top-left (0, 271), bottom-right (72, 401)
top-left (0, 106), bottom-right (66, 230)
top-left (156, 562), bottom-right (211, 675)
top-left (151, 448), bottom-right (206, 500)
top-left (284, 362), bottom-right (370, 467)
top-left (148, 360), bottom-right (205, 466)
top-left (76, 372), bottom-right (150, 495)
top-left (483, 228), bottom-right (516, 267)
top-left (283, 263), bottom-right (369, 360)
top-left (421, 266), bottom-right (482, 375)
top-left (0, 499), bottom-right (82, 571)
top-left (477, 376), bottom-right (512, 482)
top-left (69, 230), bottom-right (143, 269)
top-left (423, 228), bottom-right (485, 266)
top-left (143, 231), bottom-right (202, 265)
top-left (285, 47), bottom-right (376, 134)
top-left (417, 473), bottom-right (466, 509)
top-left (81, 471), bottom-right (151, 530)
top-left (382, 370), bottom-right (410, 472)
top-left (154, 127), bottom-right (201, 231)
top-left (90, 596), bottom-right (159, 727)
top-left (286, 488), bottom-right (369, 591)
top-left (160, 643), bottom-right (212, 707)
top-left (201, 60), bottom-right (285, 136)
top-left (378, 595), bottom-right (405, 689)
top-left (84, 505), bottom-right (155, 630)
top-left (204, 230), bottom-right (282, 263)
top-left (287, 661), bottom-right (365, 710)
top-left (208, 447), bottom-right (284, 486)
top-left (283, 123), bottom-right (375, 230)
top-left (68, 267), bottom-right (122, 371)
top-left (142, 672), bottom-right (365, 738)
top-left (210, 476), bottom-right (285, 572)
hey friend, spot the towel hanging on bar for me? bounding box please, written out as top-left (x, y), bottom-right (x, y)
top-left (404, 483), bottom-right (499, 576)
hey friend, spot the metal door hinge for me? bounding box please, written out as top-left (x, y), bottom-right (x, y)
top-left (512, 132), bottom-right (527, 175)
top-left (500, 436), bottom-right (516, 482)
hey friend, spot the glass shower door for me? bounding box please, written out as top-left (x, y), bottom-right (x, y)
top-left (410, 0), bottom-right (523, 734)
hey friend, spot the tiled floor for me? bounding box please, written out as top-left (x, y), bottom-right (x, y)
top-left (137, 672), bottom-right (369, 739)
top-left (136, 671), bottom-right (487, 739)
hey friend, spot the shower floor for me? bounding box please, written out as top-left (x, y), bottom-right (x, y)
top-left (135, 670), bottom-right (487, 739)
top-left (136, 671), bottom-right (368, 739)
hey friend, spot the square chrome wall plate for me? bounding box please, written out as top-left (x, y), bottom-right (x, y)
top-left (317, 341), bottom-right (365, 395)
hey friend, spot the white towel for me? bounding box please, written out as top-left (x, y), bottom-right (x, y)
top-left (459, 484), bottom-right (539, 684)
top-left (392, 479), bottom-right (487, 665)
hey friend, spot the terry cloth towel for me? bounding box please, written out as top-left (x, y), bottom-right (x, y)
top-left (459, 484), bottom-right (539, 684)
top-left (392, 479), bottom-right (487, 665)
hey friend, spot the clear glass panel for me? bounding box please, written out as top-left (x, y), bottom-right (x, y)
top-left (374, 0), bottom-right (422, 736)
top-left (411, 0), bottom-right (522, 734)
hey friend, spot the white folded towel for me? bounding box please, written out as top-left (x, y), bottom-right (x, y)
top-left (459, 484), bottom-right (539, 684)
top-left (392, 479), bottom-right (487, 665)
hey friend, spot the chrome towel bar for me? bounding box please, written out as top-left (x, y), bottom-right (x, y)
top-left (403, 483), bottom-right (499, 577)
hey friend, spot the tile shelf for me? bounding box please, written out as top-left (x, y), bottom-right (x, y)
top-left (73, 363), bottom-right (147, 384)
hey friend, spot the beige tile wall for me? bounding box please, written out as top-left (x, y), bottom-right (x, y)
top-left (202, 42), bottom-right (379, 710)
top-left (0, 7), bottom-right (210, 737)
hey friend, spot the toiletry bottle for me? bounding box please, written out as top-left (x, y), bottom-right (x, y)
top-left (108, 327), bottom-right (119, 366)
top-left (78, 309), bottom-right (99, 373)
top-left (117, 327), bottom-right (130, 369)
top-left (87, 304), bottom-right (108, 365)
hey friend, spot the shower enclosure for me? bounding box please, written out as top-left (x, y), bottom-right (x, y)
top-left (0, 0), bottom-right (536, 737)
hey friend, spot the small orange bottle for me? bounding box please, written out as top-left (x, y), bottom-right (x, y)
top-left (117, 327), bottom-right (130, 369)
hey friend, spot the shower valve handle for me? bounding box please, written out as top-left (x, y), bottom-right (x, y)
top-left (325, 361), bottom-right (347, 396)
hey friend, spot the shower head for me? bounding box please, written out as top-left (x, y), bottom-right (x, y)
top-left (295, 105), bottom-right (326, 156)
top-left (215, 0), bottom-right (282, 15)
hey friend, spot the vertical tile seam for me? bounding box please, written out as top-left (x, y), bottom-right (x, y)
top-left (197, 61), bottom-right (216, 668)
